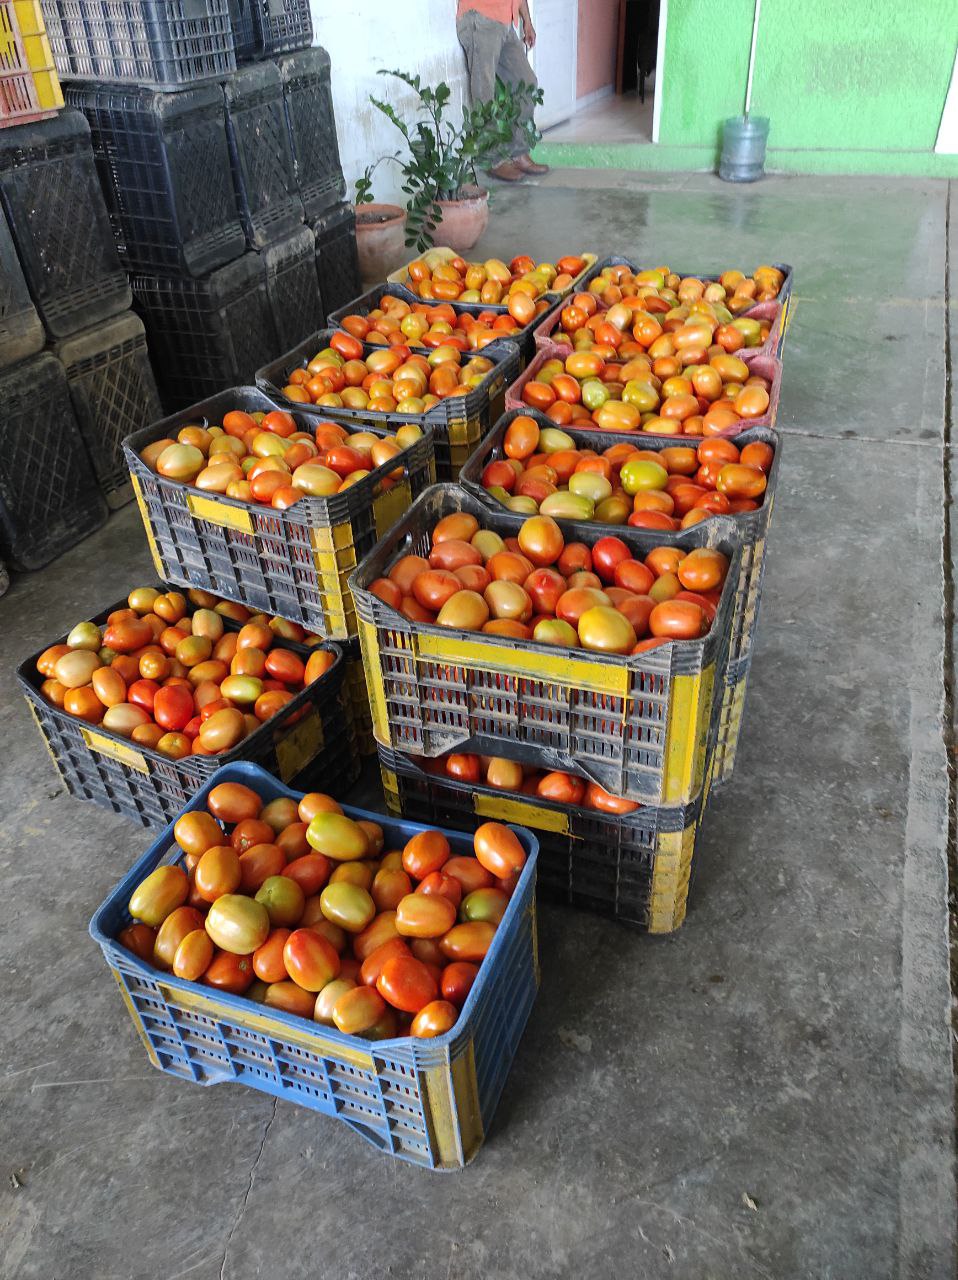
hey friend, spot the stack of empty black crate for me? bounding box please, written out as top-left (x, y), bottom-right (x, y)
top-left (0, 108), bottom-right (161, 572)
top-left (44, 0), bottom-right (361, 412)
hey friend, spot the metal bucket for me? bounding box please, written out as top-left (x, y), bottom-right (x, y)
top-left (719, 116), bottom-right (769, 183)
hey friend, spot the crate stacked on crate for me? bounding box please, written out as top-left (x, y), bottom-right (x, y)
top-left (1, 0), bottom-right (63, 128)
top-left (0, 106), bottom-right (161, 570)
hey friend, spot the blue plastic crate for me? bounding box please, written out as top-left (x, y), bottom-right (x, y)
top-left (90, 762), bottom-right (540, 1169)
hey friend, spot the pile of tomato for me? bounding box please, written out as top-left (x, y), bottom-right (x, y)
top-left (518, 348), bottom-right (772, 437)
top-left (338, 294), bottom-right (532, 353)
top-left (36, 587), bottom-right (334, 759)
top-left (278, 332), bottom-right (494, 415)
top-left (545, 266), bottom-right (778, 355)
top-left (139, 408), bottom-right (421, 511)
top-left (399, 253), bottom-right (588, 306)
top-left (120, 780), bottom-right (527, 1040)
top-left (368, 510), bottom-right (729, 650)
top-left (421, 752), bottom-right (640, 816)
top-left (478, 415), bottom-right (771, 530)
top-left (585, 261), bottom-right (784, 311)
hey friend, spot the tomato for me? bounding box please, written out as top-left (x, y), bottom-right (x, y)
top-left (410, 1000), bottom-right (458, 1038)
top-left (578, 605), bottom-right (637, 654)
top-left (439, 921), bottom-right (496, 963)
top-left (372, 867), bottom-right (413, 911)
top-left (203, 949), bottom-right (254, 994)
top-left (255, 874), bottom-right (305, 927)
top-left (359, 936), bottom-right (409, 988)
top-left (445, 753), bottom-right (481, 783)
top-left (173, 929), bottom-right (214, 981)
top-left (353, 910), bottom-right (400, 962)
top-left (205, 895), bottom-right (269, 955)
top-left (649, 600), bottom-right (705, 639)
top-left (583, 782), bottom-right (640, 814)
top-left (253, 927), bottom-right (292, 982)
top-left (313, 977), bottom-right (356, 1025)
top-left (129, 865), bottom-right (189, 927)
top-left (238, 843), bottom-right (285, 893)
top-left (306, 812), bottom-right (368, 862)
top-left (677, 548), bottom-right (728, 592)
top-left (283, 927), bottom-right (340, 991)
top-left (429, 539), bottom-right (483, 572)
top-left (473, 823), bottom-right (527, 880)
top-left (396, 893), bottom-right (457, 938)
top-left (444, 856), bottom-right (494, 895)
top-left (282, 852), bottom-right (331, 896)
top-left (207, 782), bottom-right (262, 824)
top-left (153, 905), bottom-right (206, 969)
top-left (230, 818), bottom-right (275, 853)
top-left (537, 771), bottom-right (586, 805)
top-left (413, 568), bottom-right (463, 612)
top-left (298, 791), bottom-right (343, 822)
top-left (517, 515), bottom-right (564, 567)
top-left (402, 830), bottom-right (450, 879)
top-left (320, 882), bottom-right (375, 933)
top-left (264, 981), bottom-right (316, 1019)
top-left (460, 887), bottom-right (509, 925)
top-left (376, 954), bottom-right (438, 1013)
top-left (332, 985), bottom-right (387, 1035)
top-left (416, 871), bottom-right (463, 907)
top-left (441, 961), bottom-right (479, 1007)
top-left (117, 922), bottom-right (157, 962)
top-left (153, 684), bottom-right (194, 732)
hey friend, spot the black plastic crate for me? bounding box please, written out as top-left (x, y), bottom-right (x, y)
top-left (255, 0), bottom-right (311, 54)
top-left (311, 200), bottom-right (360, 319)
top-left (133, 249), bottom-right (276, 411)
top-left (226, 0), bottom-right (259, 58)
top-left (261, 223), bottom-right (323, 353)
top-left (278, 46), bottom-right (345, 222)
top-left (19, 595), bottom-right (360, 829)
top-left (0, 199), bottom-right (43, 369)
top-left (224, 60), bottom-right (304, 250)
top-left (53, 311), bottom-right (163, 511)
top-left (67, 81), bottom-right (245, 278)
top-left (0, 108), bottom-right (131, 339)
top-left (42, 0), bottom-right (236, 88)
top-left (0, 352), bottom-right (107, 571)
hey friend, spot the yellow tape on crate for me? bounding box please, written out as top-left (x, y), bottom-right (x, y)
top-left (275, 711), bottom-right (323, 782)
top-left (473, 792), bottom-right (570, 834)
top-left (82, 728), bottom-right (148, 773)
top-left (373, 479), bottom-right (412, 537)
top-left (186, 494), bottom-right (254, 535)
top-left (422, 1042), bottom-right (482, 1168)
top-left (416, 633), bottom-right (629, 698)
top-left (130, 474), bottom-right (166, 578)
top-left (359, 621), bottom-right (391, 743)
top-left (111, 968), bottom-right (160, 1068)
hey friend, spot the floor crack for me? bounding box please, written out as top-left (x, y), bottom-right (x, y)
top-left (219, 1100), bottom-right (277, 1280)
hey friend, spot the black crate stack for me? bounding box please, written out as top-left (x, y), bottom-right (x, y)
top-left (41, 0), bottom-right (359, 416)
top-left (0, 107), bottom-right (160, 572)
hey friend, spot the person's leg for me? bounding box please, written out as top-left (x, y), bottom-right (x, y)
top-left (496, 25), bottom-right (549, 174)
top-left (456, 12), bottom-right (524, 180)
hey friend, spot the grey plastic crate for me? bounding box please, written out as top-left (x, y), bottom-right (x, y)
top-left (278, 46), bottom-right (345, 222)
top-left (311, 200), bottom-right (360, 319)
top-left (0, 201), bottom-right (43, 369)
top-left (262, 224), bottom-right (323, 353)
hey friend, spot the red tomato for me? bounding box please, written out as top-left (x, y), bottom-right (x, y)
top-left (402, 830), bottom-right (451, 879)
top-left (203, 950), bottom-right (254, 994)
top-left (441, 961), bottom-right (479, 1007)
top-left (443, 856), bottom-right (494, 895)
top-left (416, 871), bottom-right (462, 907)
top-left (252, 928), bottom-right (292, 983)
top-left (376, 954), bottom-right (439, 1013)
top-left (153, 683), bottom-right (194, 732)
top-left (410, 1000), bottom-right (458, 1038)
top-left (283, 928), bottom-right (341, 991)
top-left (590, 537), bottom-right (632, 584)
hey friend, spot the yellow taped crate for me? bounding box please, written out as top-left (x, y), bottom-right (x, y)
top-left (380, 745), bottom-right (705, 933)
top-left (352, 485), bottom-right (740, 808)
top-left (124, 388), bottom-right (436, 639)
top-left (0, 0), bottom-right (63, 126)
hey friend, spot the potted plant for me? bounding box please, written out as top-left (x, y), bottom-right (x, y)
top-left (353, 167), bottom-right (408, 284)
top-left (362, 70), bottom-right (542, 254)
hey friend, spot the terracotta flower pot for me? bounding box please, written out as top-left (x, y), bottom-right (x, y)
top-left (354, 203), bottom-right (407, 284)
top-left (431, 187), bottom-right (489, 254)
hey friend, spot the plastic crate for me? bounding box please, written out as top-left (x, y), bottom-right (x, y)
top-left (387, 247), bottom-right (598, 312)
top-left (571, 256), bottom-right (794, 359)
top-left (506, 341), bottom-right (782, 436)
top-left (262, 224), bottom-right (323, 354)
top-left (460, 410), bottom-right (779, 670)
top-left (133, 251), bottom-right (275, 411)
top-left (708, 635), bottom-right (759, 793)
top-left (225, 0), bottom-right (258, 58)
top-left (328, 282), bottom-right (547, 369)
top-left (0, 198), bottom-right (42, 366)
top-left (380, 744), bottom-right (703, 933)
top-left (67, 81), bottom-right (245, 278)
top-left (125, 386), bottom-right (437, 638)
top-left (0, 107), bottom-right (131, 338)
top-left (256, 327), bottom-right (520, 482)
top-left (1, 0), bottom-right (63, 128)
top-left (19, 600), bottom-right (359, 829)
top-left (224, 60), bottom-right (304, 251)
top-left (43, 0), bottom-right (236, 88)
top-left (0, 351), bottom-right (106, 570)
top-left (89, 761), bottom-right (539, 1169)
top-left (254, 0), bottom-right (311, 55)
top-left (278, 46), bottom-right (345, 223)
top-left (53, 310), bottom-right (162, 511)
top-left (350, 485), bottom-right (740, 807)
top-left (311, 199), bottom-right (361, 319)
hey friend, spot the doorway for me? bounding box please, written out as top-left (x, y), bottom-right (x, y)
top-left (528, 0), bottom-right (578, 130)
top-left (540, 0), bottom-right (665, 146)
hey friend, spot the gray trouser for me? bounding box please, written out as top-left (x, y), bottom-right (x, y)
top-left (456, 10), bottom-right (537, 162)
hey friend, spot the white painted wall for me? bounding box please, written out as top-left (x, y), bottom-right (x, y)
top-left (310, 0), bottom-right (469, 206)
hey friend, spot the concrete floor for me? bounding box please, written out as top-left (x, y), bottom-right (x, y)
top-left (1, 170), bottom-right (956, 1279)
top-left (543, 87), bottom-right (655, 144)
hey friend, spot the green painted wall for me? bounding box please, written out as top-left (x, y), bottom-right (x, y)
top-left (657, 0), bottom-right (958, 173)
